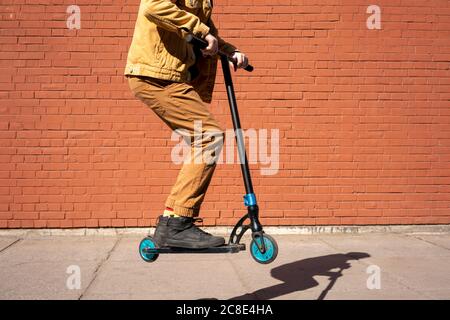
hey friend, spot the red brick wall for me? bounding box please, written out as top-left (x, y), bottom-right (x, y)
top-left (0, 1), bottom-right (449, 228)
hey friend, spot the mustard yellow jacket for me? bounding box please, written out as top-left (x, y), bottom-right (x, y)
top-left (125, 0), bottom-right (238, 103)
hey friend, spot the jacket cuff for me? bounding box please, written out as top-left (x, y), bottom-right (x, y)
top-left (193, 22), bottom-right (210, 38)
top-left (220, 43), bottom-right (238, 56)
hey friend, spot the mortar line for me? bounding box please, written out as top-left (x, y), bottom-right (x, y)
top-left (78, 236), bottom-right (121, 300)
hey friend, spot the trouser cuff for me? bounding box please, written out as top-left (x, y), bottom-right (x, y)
top-left (165, 198), bottom-right (200, 218)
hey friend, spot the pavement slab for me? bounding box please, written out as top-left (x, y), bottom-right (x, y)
top-left (0, 233), bottom-right (448, 300)
top-left (0, 236), bottom-right (118, 300)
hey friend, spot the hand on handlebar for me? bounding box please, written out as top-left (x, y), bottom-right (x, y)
top-left (185, 33), bottom-right (254, 72)
top-left (201, 34), bottom-right (218, 57)
top-left (229, 51), bottom-right (249, 72)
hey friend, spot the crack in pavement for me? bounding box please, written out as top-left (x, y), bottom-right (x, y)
top-left (318, 236), bottom-right (433, 299)
top-left (226, 254), bottom-right (260, 300)
top-left (405, 234), bottom-right (450, 252)
top-left (0, 238), bottom-right (22, 255)
top-left (78, 236), bottom-right (121, 300)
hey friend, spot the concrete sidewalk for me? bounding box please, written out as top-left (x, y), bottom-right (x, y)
top-left (0, 231), bottom-right (449, 300)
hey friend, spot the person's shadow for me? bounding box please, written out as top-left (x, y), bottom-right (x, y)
top-left (228, 252), bottom-right (370, 300)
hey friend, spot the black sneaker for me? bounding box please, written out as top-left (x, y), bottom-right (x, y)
top-left (153, 215), bottom-right (225, 249)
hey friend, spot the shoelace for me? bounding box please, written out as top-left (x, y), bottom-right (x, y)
top-left (189, 218), bottom-right (211, 236)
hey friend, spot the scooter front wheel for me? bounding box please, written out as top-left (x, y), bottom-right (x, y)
top-left (139, 236), bottom-right (159, 263)
top-left (250, 234), bottom-right (278, 264)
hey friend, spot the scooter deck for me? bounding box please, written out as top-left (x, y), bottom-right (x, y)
top-left (143, 243), bottom-right (245, 254)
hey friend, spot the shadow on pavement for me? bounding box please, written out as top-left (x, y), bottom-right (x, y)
top-left (227, 252), bottom-right (371, 300)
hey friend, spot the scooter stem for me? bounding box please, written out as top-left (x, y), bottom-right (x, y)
top-left (220, 55), bottom-right (262, 233)
top-left (220, 55), bottom-right (253, 195)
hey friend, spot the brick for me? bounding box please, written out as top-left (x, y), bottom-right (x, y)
top-left (39, 212), bottom-right (64, 220)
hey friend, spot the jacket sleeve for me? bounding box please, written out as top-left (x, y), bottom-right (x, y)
top-left (207, 18), bottom-right (238, 56)
top-left (142, 0), bottom-right (210, 39)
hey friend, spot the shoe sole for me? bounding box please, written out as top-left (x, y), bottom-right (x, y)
top-left (164, 238), bottom-right (225, 249)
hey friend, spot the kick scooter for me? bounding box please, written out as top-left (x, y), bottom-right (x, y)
top-left (139, 35), bottom-right (278, 264)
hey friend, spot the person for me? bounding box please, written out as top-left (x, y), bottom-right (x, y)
top-left (125, 0), bottom-right (249, 249)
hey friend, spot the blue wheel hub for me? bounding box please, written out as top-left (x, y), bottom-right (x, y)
top-left (139, 238), bottom-right (157, 262)
top-left (251, 236), bottom-right (275, 263)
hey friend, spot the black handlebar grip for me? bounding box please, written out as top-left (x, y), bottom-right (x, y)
top-left (186, 34), bottom-right (254, 73)
top-left (185, 33), bottom-right (208, 49)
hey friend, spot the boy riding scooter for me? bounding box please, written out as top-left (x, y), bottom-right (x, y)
top-left (125, 0), bottom-right (249, 249)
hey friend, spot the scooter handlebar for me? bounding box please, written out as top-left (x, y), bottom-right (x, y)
top-left (186, 34), bottom-right (254, 72)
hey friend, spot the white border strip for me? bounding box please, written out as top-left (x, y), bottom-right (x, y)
top-left (0, 224), bottom-right (449, 237)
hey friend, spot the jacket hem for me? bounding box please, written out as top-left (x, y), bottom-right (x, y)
top-left (124, 62), bottom-right (191, 83)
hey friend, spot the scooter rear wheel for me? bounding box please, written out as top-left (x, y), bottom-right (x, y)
top-left (250, 234), bottom-right (278, 264)
top-left (139, 236), bottom-right (159, 263)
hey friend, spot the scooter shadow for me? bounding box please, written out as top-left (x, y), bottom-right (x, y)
top-left (200, 252), bottom-right (370, 300)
